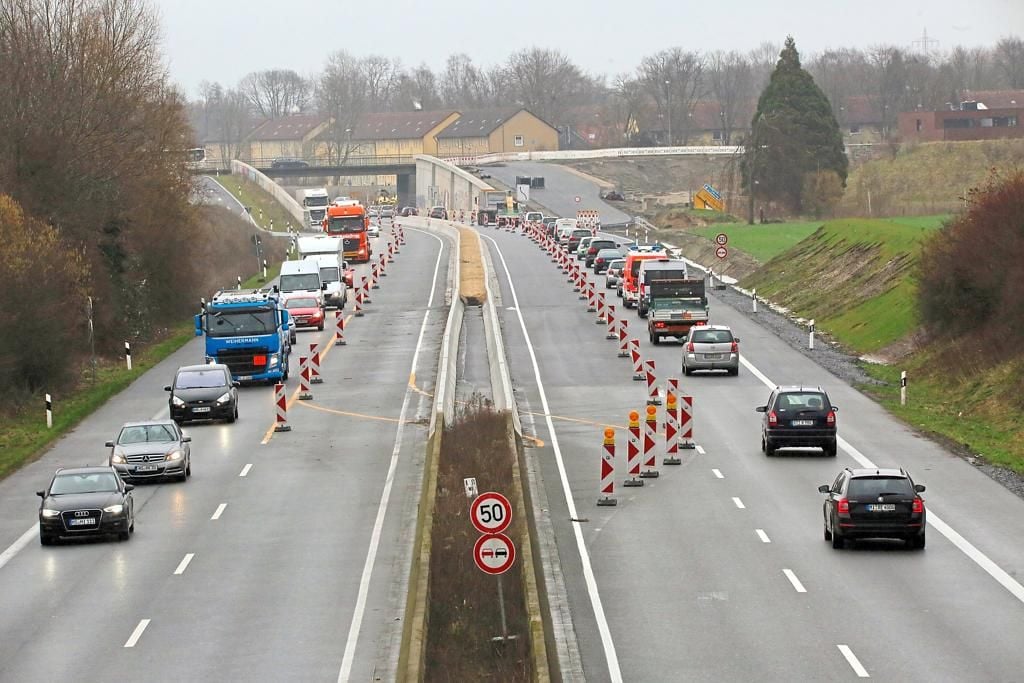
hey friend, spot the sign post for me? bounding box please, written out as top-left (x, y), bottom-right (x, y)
top-left (470, 492), bottom-right (517, 643)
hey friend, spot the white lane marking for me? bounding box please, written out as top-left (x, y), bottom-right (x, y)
top-left (732, 497), bottom-right (745, 509)
top-left (124, 619), bottom-right (151, 648)
top-left (173, 553), bottom-right (194, 575)
top-left (695, 445), bottom-right (706, 455)
top-left (482, 233), bottom-right (623, 683)
top-left (755, 529), bottom-right (772, 543)
top-left (239, 463), bottom-right (253, 477)
top-left (711, 468), bottom-right (724, 479)
top-left (0, 526), bottom-right (36, 571)
top-left (837, 644), bottom-right (870, 678)
top-left (783, 568), bottom-right (807, 593)
top-left (337, 229), bottom-right (445, 682)
top-left (739, 353), bottom-right (1024, 606)
top-left (210, 503), bottom-right (226, 520)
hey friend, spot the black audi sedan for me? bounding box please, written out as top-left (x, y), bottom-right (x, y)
top-left (37, 466), bottom-right (135, 545)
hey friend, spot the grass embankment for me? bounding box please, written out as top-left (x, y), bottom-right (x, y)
top-left (691, 220), bottom-right (824, 261)
top-left (0, 324), bottom-right (194, 479)
top-left (738, 214), bottom-right (1024, 472)
top-left (210, 175), bottom-right (295, 233)
top-left (425, 402), bottom-right (533, 681)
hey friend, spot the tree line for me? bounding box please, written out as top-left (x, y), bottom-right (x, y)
top-left (191, 36), bottom-right (1024, 152)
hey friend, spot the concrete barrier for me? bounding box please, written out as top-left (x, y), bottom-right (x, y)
top-left (229, 159), bottom-right (306, 227)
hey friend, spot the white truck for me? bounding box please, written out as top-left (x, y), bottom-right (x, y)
top-left (279, 259), bottom-right (324, 302)
top-left (296, 236), bottom-right (348, 309)
top-left (298, 188), bottom-right (330, 230)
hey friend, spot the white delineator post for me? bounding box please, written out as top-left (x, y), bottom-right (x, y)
top-left (273, 382), bottom-right (291, 432)
top-left (124, 341), bottom-right (132, 371)
top-left (900, 371), bottom-right (907, 406)
top-left (664, 378), bottom-right (682, 465)
top-left (45, 393), bottom-right (53, 429)
top-left (236, 275), bottom-right (242, 290)
top-left (335, 311), bottom-right (347, 346)
top-left (597, 428), bottom-right (617, 506)
top-left (298, 356), bottom-right (313, 400)
top-left (752, 288), bottom-right (758, 313)
top-left (309, 343), bottom-right (323, 384)
top-left (809, 319), bottom-right (815, 350)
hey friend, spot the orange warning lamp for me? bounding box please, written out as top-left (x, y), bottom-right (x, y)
top-left (646, 405), bottom-right (657, 418)
top-left (604, 427), bottom-right (615, 439)
top-left (629, 410), bottom-right (639, 421)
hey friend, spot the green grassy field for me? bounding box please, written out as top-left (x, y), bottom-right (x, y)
top-left (211, 175), bottom-right (295, 233)
top-left (691, 220), bottom-right (825, 261)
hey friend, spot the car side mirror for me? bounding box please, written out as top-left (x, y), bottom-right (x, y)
top-left (818, 484), bottom-right (830, 494)
top-left (233, 382), bottom-right (240, 388)
top-left (755, 406), bottom-right (767, 413)
top-left (105, 440), bottom-right (114, 448)
top-left (182, 435), bottom-right (192, 443)
top-left (734, 337), bottom-right (741, 343)
top-left (914, 484), bottom-right (926, 493)
top-left (164, 385), bottom-right (172, 392)
top-left (831, 406), bottom-right (839, 412)
top-left (36, 490), bottom-right (46, 498)
top-left (124, 484), bottom-right (135, 493)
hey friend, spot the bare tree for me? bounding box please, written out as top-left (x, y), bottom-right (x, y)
top-left (749, 41), bottom-right (781, 91)
top-left (316, 50), bottom-right (367, 163)
top-left (638, 48), bottom-right (706, 144)
top-left (361, 55), bottom-right (401, 111)
top-left (440, 53), bottom-right (484, 107)
top-left (612, 74), bottom-right (650, 144)
top-left (239, 69), bottom-right (309, 119)
top-left (868, 45), bottom-right (910, 139)
top-left (993, 36), bottom-right (1024, 89)
top-left (504, 47), bottom-right (590, 124)
top-left (394, 63), bottom-right (441, 111)
top-left (707, 50), bottom-right (752, 144)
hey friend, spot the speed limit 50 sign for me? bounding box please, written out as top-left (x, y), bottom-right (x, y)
top-left (470, 491), bottom-right (512, 534)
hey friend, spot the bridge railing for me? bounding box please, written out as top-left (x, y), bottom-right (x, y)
top-left (247, 155), bottom-right (417, 170)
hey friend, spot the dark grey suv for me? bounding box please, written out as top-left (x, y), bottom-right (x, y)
top-left (756, 386), bottom-right (837, 456)
top-left (819, 467), bottom-right (926, 549)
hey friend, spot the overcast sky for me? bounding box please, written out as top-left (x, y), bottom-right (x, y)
top-left (153, 0), bottom-right (1023, 97)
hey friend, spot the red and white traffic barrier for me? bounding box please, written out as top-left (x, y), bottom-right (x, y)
top-left (596, 292), bottom-right (607, 324)
top-left (624, 410), bottom-right (643, 487)
top-left (334, 310), bottom-right (347, 345)
top-left (387, 240), bottom-right (395, 263)
top-left (309, 343), bottom-right (323, 384)
top-left (380, 252), bottom-right (388, 276)
top-left (298, 356), bottom-right (313, 400)
top-left (605, 304), bottom-right (617, 340)
top-left (354, 288), bottom-right (364, 317)
top-left (664, 378), bottom-right (681, 465)
top-left (371, 262), bottom-right (381, 289)
top-left (645, 359), bottom-right (662, 405)
top-left (598, 428), bottom-right (617, 506)
top-left (361, 276), bottom-right (372, 304)
top-left (586, 281), bottom-right (597, 312)
top-left (572, 264), bottom-right (581, 291)
top-left (631, 339), bottom-right (644, 380)
top-left (618, 319), bottom-right (629, 357)
top-left (680, 394), bottom-right (696, 449)
top-left (398, 226), bottom-right (406, 244)
top-left (274, 382), bottom-right (291, 432)
top-left (641, 405), bottom-right (660, 478)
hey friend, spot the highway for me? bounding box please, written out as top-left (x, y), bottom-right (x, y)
top-left (483, 161), bottom-right (633, 226)
top-left (479, 223), bottom-right (1024, 681)
top-left (0, 222), bottom-right (451, 681)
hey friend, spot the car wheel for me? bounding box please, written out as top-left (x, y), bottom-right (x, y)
top-left (760, 434), bottom-right (766, 453)
top-left (186, 460), bottom-right (192, 477)
top-left (227, 405), bottom-right (237, 424)
top-left (824, 440), bottom-right (837, 457)
top-left (317, 323), bottom-right (324, 331)
top-left (831, 530), bottom-right (844, 549)
top-left (39, 532), bottom-right (53, 546)
top-left (728, 367), bottom-right (739, 376)
top-left (911, 533), bottom-right (926, 550)
top-left (765, 439), bottom-right (776, 456)
top-left (118, 529), bottom-right (131, 541)
top-left (824, 523), bottom-right (832, 541)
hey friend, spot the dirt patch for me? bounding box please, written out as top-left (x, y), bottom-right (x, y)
top-left (458, 227), bottom-right (487, 306)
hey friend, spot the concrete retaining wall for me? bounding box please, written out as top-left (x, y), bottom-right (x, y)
top-left (415, 155), bottom-right (495, 215)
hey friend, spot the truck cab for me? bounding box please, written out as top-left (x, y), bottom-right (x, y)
top-left (323, 202), bottom-right (371, 263)
top-left (300, 188), bottom-right (330, 230)
top-left (195, 289), bottom-right (292, 384)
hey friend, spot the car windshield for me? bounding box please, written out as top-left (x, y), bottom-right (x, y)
top-left (776, 392), bottom-right (830, 412)
top-left (305, 196), bottom-right (329, 208)
top-left (207, 309), bottom-right (276, 337)
top-left (572, 230), bottom-right (590, 238)
top-left (652, 298), bottom-right (705, 311)
top-left (690, 329), bottom-right (734, 343)
top-left (279, 273), bottom-right (321, 292)
top-left (176, 369), bottom-right (228, 389)
top-left (50, 472), bottom-right (119, 495)
top-left (319, 267), bottom-right (340, 282)
top-left (848, 477), bottom-right (915, 498)
top-left (609, 260), bottom-right (624, 269)
top-left (117, 424), bottom-right (176, 444)
top-left (285, 297), bottom-right (318, 309)
top-left (327, 215), bottom-right (365, 234)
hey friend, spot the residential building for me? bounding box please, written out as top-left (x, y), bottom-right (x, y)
top-left (341, 110), bottom-right (460, 157)
top-left (246, 114), bottom-right (331, 162)
top-left (899, 98), bottom-right (1023, 142)
top-left (435, 108), bottom-right (559, 156)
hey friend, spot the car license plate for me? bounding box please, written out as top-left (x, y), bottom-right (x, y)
top-left (866, 504), bottom-right (896, 512)
top-left (192, 406), bottom-right (211, 413)
top-left (68, 517), bottom-right (96, 526)
top-left (703, 353), bottom-right (723, 360)
top-left (136, 465), bottom-right (159, 472)
top-left (238, 375), bottom-right (253, 381)
top-left (791, 419), bottom-right (814, 426)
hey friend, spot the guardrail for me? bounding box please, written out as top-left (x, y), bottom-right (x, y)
top-left (443, 145), bottom-right (743, 166)
top-left (247, 155), bottom-right (418, 169)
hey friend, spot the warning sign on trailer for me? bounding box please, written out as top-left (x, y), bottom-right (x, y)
top-left (473, 533), bottom-right (516, 575)
top-left (470, 491), bottom-right (512, 534)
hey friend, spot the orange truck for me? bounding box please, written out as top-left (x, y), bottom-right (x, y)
top-left (322, 200), bottom-right (372, 263)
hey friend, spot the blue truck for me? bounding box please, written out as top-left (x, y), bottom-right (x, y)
top-left (195, 289), bottom-right (292, 384)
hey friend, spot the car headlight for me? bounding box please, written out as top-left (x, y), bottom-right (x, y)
top-left (110, 453), bottom-right (126, 464)
top-left (268, 354), bottom-right (279, 368)
top-left (165, 450), bottom-right (183, 461)
top-left (215, 391), bottom-right (232, 405)
top-left (41, 509), bottom-right (60, 518)
top-left (171, 395), bottom-right (185, 407)
top-left (103, 504), bottom-right (124, 514)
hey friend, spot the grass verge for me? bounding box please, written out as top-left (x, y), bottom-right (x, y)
top-left (0, 323), bottom-right (194, 480)
top-left (425, 399), bottom-right (533, 681)
top-left (690, 220), bottom-right (825, 261)
top-left (210, 175), bottom-right (296, 233)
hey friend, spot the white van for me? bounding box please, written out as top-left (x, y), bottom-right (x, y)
top-left (279, 260), bottom-right (324, 303)
top-left (555, 218), bottom-right (578, 245)
top-left (303, 253), bottom-right (347, 308)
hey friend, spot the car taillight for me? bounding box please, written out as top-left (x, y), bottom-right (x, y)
top-left (826, 410), bottom-right (836, 426)
top-left (596, 258), bottom-right (604, 264)
top-left (687, 341), bottom-right (695, 352)
top-left (730, 341), bottom-right (738, 353)
top-left (912, 497), bottom-right (924, 514)
top-left (767, 410), bottom-right (778, 426)
top-left (655, 322), bottom-right (666, 328)
top-left (837, 498), bottom-right (850, 514)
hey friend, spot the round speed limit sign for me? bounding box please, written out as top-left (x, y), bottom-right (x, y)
top-left (715, 232), bottom-right (728, 246)
top-left (470, 491), bottom-right (512, 534)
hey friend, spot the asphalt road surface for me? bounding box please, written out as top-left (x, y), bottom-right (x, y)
top-left (478, 223), bottom-right (1024, 681)
top-left (0, 222), bottom-right (451, 681)
top-left (483, 161), bottom-right (633, 226)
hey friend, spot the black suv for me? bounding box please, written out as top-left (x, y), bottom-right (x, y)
top-left (270, 158), bottom-right (309, 169)
top-left (755, 386), bottom-right (837, 456)
top-left (819, 467), bottom-right (926, 549)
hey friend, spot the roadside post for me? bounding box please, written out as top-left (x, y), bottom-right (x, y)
top-left (124, 341), bottom-right (132, 371)
top-left (469, 492), bottom-right (517, 643)
top-left (236, 275), bottom-right (242, 290)
top-left (262, 259), bottom-right (268, 282)
top-left (45, 393), bottom-right (53, 429)
top-left (641, 405), bottom-right (660, 478)
top-left (598, 428), bottom-right (617, 506)
top-left (752, 288), bottom-right (757, 313)
top-left (901, 371), bottom-right (907, 406)
top-left (624, 411), bottom-right (643, 487)
top-left (809, 319), bottom-right (816, 350)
